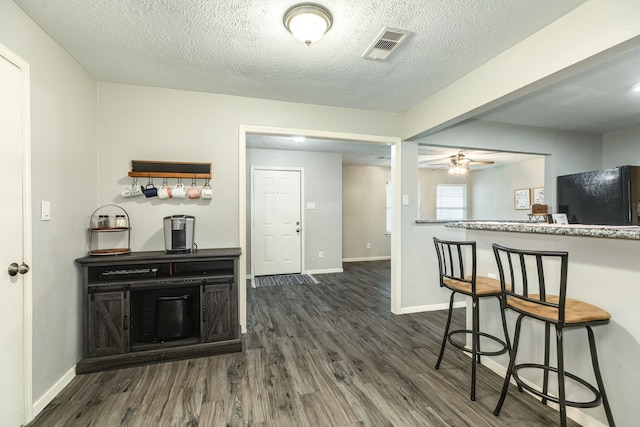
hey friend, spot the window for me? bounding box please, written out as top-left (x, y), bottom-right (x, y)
top-left (386, 181), bottom-right (392, 234)
top-left (436, 184), bottom-right (467, 220)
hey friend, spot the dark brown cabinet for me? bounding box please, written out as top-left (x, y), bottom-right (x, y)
top-left (76, 248), bottom-right (242, 374)
top-left (88, 290), bottom-right (130, 357)
top-left (201, 282), bottom-right (235, 342)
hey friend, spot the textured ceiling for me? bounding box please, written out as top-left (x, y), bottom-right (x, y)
top-left (14, 0), bottom-right (588, 113)
top-left (477, 45), bottom-right (640, 133)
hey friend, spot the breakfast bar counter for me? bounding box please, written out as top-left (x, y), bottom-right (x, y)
top-left (444, 220), bottom-right (640, 240)
top-left (427, 222), bottom-right (640, 426)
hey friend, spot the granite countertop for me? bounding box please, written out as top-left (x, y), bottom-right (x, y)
top-left (444, 221), bottom-right (640, 240)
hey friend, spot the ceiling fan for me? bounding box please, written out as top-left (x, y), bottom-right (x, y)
top-left (426, 153), bottom-right (495, 175)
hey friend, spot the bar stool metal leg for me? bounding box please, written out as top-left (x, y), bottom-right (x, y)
top-left (494, 314), bottom-right (524, 416)
top-left (556, 325), bottom-right (567, 427)
top-left (542, 323), bottom-right (551, 405)
top-left (471, 296), bottom-right (479, 401)
top-left (435, 292), bottom-right (456, 370)
top-left (586, 326), bottom-right (616, 427)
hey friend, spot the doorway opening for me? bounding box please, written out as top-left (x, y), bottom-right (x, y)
top-left (239, 126), bottom-right (402, 334)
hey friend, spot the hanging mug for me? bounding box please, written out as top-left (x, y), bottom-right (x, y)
top-left (158, 179), bottom-right (172, 199)
top-left (172, 180), bottom-right (187, 199)
top-left (121, 180), bottom-right (142, 198)
top-left (141, 179), bottom-right (157, 198)
top-left (188, 179), bottom-right (200, 199)
top-left (201, 180), bottom-right (213, 200)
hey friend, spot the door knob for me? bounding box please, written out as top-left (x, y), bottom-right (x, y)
top-left (296, 228), bottom-right (300, 233)
top-left (8, 262), bottom-right (30, 276)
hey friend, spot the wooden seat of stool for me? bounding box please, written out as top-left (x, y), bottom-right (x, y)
top-left (507, 294), bottom-right (611, 324)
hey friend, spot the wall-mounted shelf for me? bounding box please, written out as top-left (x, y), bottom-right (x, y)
top-left (128, 160), bottom-right (212, 179)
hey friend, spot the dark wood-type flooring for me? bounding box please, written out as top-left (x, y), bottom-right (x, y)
top-left (29, 261), bottom-right (575, 426)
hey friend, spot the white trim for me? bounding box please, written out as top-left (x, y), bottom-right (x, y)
top-left (342, 256), bottom-right (391, 262)
top-left (238, 127), bottom-right (247, 334)
top-left (304, 268), bottom-right (344, 275)
top-left (239, 125), bottom-right (401, 333)
top-left (400, 301), bottom-right (466, 314)
top-left (0, 42), bottom-right (33, 424)
top-left (390, 142), bottom-right (402, 314)
top-left (31, 367), bottom-right (75, 417)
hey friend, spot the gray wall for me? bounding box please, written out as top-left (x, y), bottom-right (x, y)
top-left (471, 157), bottom-right (544, 220)
top-left (418, 168), bottom-right (474, 220)
top-left (0, 2), bottom-right (98, 404)
top-left (416, 120), bottom-right (603, 211)
top-left (246, 148), bottom-right (343, 273)
top-left (603, 125), bottom-right (640, 168)
top-left (342, 165), bottom-right (391, 260)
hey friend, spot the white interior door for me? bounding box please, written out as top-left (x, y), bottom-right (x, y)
top-left (253, 169), bottom-right (302, 276)
top-left (0, 46), bottom-right (29, 426)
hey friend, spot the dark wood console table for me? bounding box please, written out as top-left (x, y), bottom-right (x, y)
top-left (75, 248), bottom-right (242, 374)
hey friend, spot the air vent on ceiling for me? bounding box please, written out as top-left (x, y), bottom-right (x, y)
top-left (362, 27), bottom-right (411, 61)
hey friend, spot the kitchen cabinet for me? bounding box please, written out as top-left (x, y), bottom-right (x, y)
top-left (76, 248), bottom-right (241, 374)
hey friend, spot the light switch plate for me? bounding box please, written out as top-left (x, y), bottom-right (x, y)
top-left (41, 201), bottom-right (51, 221)
top-left (307, 202), bottom-right (316, 209)
top-left (402, 194), bottom-right (410, 205)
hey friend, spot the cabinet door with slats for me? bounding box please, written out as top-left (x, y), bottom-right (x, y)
top-left (88, 290), bottom-right (129, 357)
top-left (201, 282), bottom-right (234, 342)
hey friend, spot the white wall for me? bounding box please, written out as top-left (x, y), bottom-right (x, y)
top-left (603, 125), bottom-right (640, 168)
top-left (0, 1), bottom-right (98, 411)
top-left (471, 157), bottom-right (544, 220)
top-left (247, 148), bottom-right (343, 273)
top-left (342, 165), bottom-right (391, 260)
top-left (97, 82), bottom-right (400, 253)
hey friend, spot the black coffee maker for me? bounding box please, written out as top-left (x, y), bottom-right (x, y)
top-left (163, 215), bottom-right (195, 253)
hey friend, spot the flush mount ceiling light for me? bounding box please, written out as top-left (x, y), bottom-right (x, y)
top-left (284, 3), bottom-right (333, 46)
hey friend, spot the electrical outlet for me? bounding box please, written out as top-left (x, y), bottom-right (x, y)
top-left (318, 251), bottom-right (324, 258)
top-left (367, 242), bottom-right (371, 248)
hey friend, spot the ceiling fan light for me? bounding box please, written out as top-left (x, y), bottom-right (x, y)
top-left (284, 3), bottom-right (332, 46)
top-left (448, 164), bottom-right (469, 175)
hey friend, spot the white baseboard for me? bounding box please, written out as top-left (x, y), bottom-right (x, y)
top-left (400, 301), bottom-right (466, 314)
top-left (304, 268), bottom-right (343, 275)
top-left (31, 366), bottom-right (75, 420)
top-left (342, 256), bottom-right (391, 262)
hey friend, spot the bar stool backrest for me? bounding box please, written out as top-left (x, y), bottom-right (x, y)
top-left (492, 244), bottom-right (569, 325)
top-left (433, 238), bottom-right (477, 292)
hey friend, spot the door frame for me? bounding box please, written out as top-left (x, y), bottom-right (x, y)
top-left (250, 167), bottom-right (304, 279)
top-left (0, 42), bottom-right (33, 423)
top-left (239, 125), bottom-right (402, 334)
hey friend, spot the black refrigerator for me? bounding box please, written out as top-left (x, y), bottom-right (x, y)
top-left (556, 165), bottom-right (640, 225)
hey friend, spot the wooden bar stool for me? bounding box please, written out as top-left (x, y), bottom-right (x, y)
top-left (492, 244), bottom-right (615, 427)
top-left (433, 238), bottom-right (510, 401)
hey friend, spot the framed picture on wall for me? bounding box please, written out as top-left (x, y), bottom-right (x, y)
top-left (533, 187), bottom-right (545, 205)
top-left (514, 188), bottom-right (531, 210)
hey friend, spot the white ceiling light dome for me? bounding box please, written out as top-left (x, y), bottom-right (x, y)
top-left (284, 3), bottom-right (333, 46)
